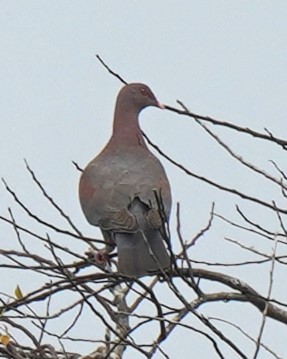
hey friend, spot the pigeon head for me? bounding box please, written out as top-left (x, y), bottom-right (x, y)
top-left (116, 83), bottom-right (163, 113)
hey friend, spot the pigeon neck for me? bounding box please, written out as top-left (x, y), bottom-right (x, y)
top-left (112, 106), bottom-right (147, 148)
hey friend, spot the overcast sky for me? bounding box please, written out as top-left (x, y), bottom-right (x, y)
top-left (1, 2), bottom-right (287, 358)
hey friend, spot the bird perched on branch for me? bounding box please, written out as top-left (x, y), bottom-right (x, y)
top-left (79, 83), bottom-right (171, 277)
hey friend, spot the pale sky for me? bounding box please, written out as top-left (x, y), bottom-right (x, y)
top-left (1, 2), bottom-right (287, 358)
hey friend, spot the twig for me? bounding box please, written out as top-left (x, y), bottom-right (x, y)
top-left (253, 236), bottom-right (278, 358)
top-left (95, 54), bottom-right (127, 85)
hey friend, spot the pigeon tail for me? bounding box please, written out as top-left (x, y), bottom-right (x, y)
top-left (114, 197), bottom-right (170, 277)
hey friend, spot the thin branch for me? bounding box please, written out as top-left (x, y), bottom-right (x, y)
top-left (142, 132), bottom-right (287, 214)
top-left (95, 54), bottom-right (127, 85)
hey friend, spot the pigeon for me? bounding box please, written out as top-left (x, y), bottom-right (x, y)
top-left (79, 83), bottom-right (171, 277)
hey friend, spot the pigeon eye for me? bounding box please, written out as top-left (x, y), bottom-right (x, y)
top-left (140, 88), bottom-right (148, 96)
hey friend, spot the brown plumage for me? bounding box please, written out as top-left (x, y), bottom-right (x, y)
top-left (79, 83), bottom-right (171, 277)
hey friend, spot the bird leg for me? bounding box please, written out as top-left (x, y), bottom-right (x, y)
top-left (85, 247), bottom-right (111, 269)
